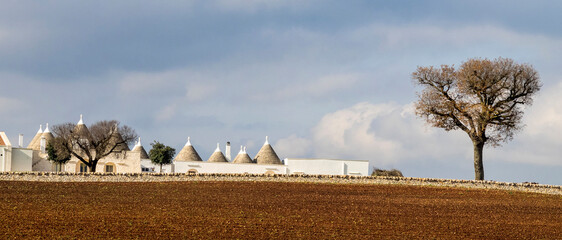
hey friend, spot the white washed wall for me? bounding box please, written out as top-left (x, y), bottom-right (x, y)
top-left (65, 151), bottom-right (143, 173)
top-left (174, 161), bottom-right (286, 174)
top-left (11, 148), bottom-right (32, 172)
top-left (284, 158), bottom-right (370, 176)
top-left (141, 159), bottom-right (174, 173)
top-left (0, 147), bottom-right (33, 172)
top-left (0, 146), bottom-right (11, 172)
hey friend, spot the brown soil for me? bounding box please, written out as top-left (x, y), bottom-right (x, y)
top-left (0, 181), bottom-right (560, 239)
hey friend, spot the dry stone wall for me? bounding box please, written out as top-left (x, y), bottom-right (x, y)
top-left (0, 172), bottom-right (560, 195)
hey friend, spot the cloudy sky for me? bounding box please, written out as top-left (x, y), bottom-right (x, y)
top-left (1, 1), bottom-right (561, 184)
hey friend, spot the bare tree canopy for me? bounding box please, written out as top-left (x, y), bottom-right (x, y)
top-left (412, 57), bottom-right (541, 180)
top-left (51, 120), bottom-right (138, 172)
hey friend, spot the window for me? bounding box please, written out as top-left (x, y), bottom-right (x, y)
top-left (79, 163), bottom-right (88, 173)
top-left (53, 163), bottom-right (63, 172)
top-left (105, 164), bottom-right (115, 173)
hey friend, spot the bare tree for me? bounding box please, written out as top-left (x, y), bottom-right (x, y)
top-left (51, 120), bottom-right (138, 172)
top-left (412, 57), bottom-right (541, 180)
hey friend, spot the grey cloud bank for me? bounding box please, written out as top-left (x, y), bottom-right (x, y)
top-left (1, 1), bottom-right (561, 184)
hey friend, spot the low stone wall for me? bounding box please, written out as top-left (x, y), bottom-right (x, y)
top-left (1, 172), bottom-right (560, 195)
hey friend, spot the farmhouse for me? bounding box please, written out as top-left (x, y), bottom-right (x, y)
top-left (0, 132), bottom-right (32, 172)
top-left (2, 115), bottom-right (370, 176)
top-left (173, 136), bottom-right (370, 176)
top-left (24, 116), bottom-right (147, 173)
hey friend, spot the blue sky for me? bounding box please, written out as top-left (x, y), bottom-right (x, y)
top-left (1, 1), bottom-right (561, 184)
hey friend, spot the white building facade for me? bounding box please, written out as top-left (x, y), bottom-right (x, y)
top-left (7, 118), bottom-right (371, 176)
top-left (0, 132), bottom-right (33, 172)
top-left (284, 158), bottom-right (369, 176)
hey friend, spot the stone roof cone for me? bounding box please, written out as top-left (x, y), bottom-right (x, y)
top-left (233, 146), bottom-right (254, 164)
top-left (41, 123), bottom-right (55, 147)
top-left (207, 143), bottom-right (228, 162)
top-left (108, 126), bottom-right (130, 152)
top-left (27, 124), bottom-right (43, 149)
top-left (74, 114), bottom-right (92, 140)
top-left (174, 137), bottom-right (203, 162)
top-left (132, 137), bottom-right (149, 159)
top-left (254, 136), bottom-right (282, 165)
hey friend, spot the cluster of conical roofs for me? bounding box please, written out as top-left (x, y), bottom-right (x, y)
top-left (29, 115), bottom-right (282, 165)
top-left (27, 123), bottom-right (54, 150)
top-left (174, 136), bottom-right (282, 165)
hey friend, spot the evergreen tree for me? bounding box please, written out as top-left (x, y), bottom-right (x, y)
top-left (149, 141), bottom-right (176, 173)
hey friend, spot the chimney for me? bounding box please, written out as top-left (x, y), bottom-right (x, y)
top-left (40, 136), bottom-right (46, 153)
top-left (225, 141), bottom-right (231, 162)
top-left (18, 134), bottom-right (23, 148)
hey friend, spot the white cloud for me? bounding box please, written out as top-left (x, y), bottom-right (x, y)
top-left (275, 73), bottom-right (359, 98)
top-left (118, 69), bottom-right (189, 94)
top-left (352, 24), bottom-right (561, 51)
top-left (276, 79), bottom-right (562, 168)
top-left (0, 26), bottom-right (47, 53)
top-left (0, 97), bottom-right (24, 112)
top-left (186, 82), bottom-right (217, 102)
top-left (274, 101), bottom-right (470, 166)
top-left (311, 102), bottom-right (399, 162)
top-left (274, 134), bottom-right (311, 158)
top-left (489, 81), bottom-right (562, 166)
top-left (213, 0), bottom-right (313, 12)
top-left (155, 103), bottom-right (177, 122)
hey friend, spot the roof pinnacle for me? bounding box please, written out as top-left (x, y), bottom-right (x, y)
top-left (214, 143), bottom-right (220, 152)
top-left (238, 145), bottom-right (243, 154)
top-left (44, 123), bottom-right (51, 133)
top-left (78, 114), bottom-right (84, 125)
top-left (37, 124), bottom-right (43, 134)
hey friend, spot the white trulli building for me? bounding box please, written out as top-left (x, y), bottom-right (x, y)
top-left (172, 136), bottom-right (370, 176)
top-left (12, 117), bottom-right (371, 175)
top-left (63, 115), bottom-right (145, 173)
top-left (28, 123), bottom-right (60, 172)
top-left (27, 115), bottom-right (149, 173)
top-left (174, 136), bottom-right (287, 175)
top-left (0, 132), bottom-right (32, 172)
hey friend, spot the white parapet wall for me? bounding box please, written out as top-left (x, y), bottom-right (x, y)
top-left (174, 161), bottom-right (287, 175)
top-left (141, 159), bottom-right (174, 173)
top-left (10, 148), bottom-right (33, 172)
top-left (284, 158), bottom-right (370, 176)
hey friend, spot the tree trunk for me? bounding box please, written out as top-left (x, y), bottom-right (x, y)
top-left (473, 141), bottom-right (485, 180)
top-left (160, 164), bottom-right (163, 173)
top-left (89, 160), bottom-right (97, 172)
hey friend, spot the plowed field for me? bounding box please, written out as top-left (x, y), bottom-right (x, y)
top-left (0, 181), bottom-right (560, 239)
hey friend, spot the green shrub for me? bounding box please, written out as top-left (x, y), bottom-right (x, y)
top-left (372, 168), bottom-right (403, 177)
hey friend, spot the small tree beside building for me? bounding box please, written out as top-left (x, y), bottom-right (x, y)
top-left (149, 141), bottom-right (176, 173)
top-left (46, 140), bottom-right (71, 172)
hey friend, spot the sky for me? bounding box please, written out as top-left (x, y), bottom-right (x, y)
top-left (1, 0), bottom-right (561, 185)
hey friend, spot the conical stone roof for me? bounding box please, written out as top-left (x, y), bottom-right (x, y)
top-left (30, 123), bottom-right (54, 151)
top-left (28, 124), bottom-right (43, 149)
top-left (42, 125), bottom-right (54, 144)
top-left (74, 115), bottom-right (92, 140)
top-left (254, 136), bottom-right (282, 165)
top-left (207, 143), bottom-right (228, 163)
top-left (108, 126), bottom-right (130, 152)
top-left (132, 137), bottom-right (149, 159)
top-left (233, 146), bottom-right (254, 164)
top-left (174, 137), bottom-right (203, 162)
